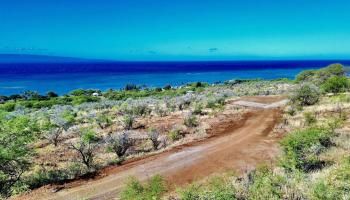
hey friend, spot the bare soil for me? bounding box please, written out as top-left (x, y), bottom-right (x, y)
top-left (14, 96), bottom-right (284, 200)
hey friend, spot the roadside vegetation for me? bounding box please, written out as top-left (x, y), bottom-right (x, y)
top-left (0, 77), bottom-right (290, 198)
top-left (119, 63), bottom-right (350, 200)
top-left (1, 63), bottom-right (349, 199)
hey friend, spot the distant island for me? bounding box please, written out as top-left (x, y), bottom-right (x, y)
top-left (0, 54), bottom-right (96, 63)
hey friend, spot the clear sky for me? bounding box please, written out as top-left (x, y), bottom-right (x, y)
top-left (0, 0), bottom-right (350, 60)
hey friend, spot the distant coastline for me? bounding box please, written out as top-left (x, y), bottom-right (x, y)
top-left (1, 60), bottom-right (350, 95)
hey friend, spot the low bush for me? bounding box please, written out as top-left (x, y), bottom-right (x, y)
top-left (184, 113), bottom-right (199, 127)
top-left (290, 83), bottom-right (320, 106)
top-left (193, 103), bottom-right (204, 115)
top-left (246, 166), bottom-right (285, 200)
top-left (279, 128), bottom-right (333, 172)
top-left (321, 76), bottom-right (350, 94)
top-left (120, 175), bottom-right (166, 200)
top-left (304, 112), bottom-right (317, 126)
top-left (0, 101), bottom-right (16, 112)
top-left (168, 129), bottom-right (182, 142)
top-left (123, 115), bottom-right (134, 130)
top-left (310, 158), bottom-right (350, 200)
top-left (179, 184), bottom-right (202, 200)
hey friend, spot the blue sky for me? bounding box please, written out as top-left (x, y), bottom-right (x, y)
top-left (0, 0), bottom-right (350, 60)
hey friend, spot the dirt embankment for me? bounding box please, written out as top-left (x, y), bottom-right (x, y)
top-left (15, 96), bottom-right (285, 200)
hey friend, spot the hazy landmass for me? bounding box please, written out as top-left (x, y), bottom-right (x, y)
top-left (0, 54), bottom-right (94, 63)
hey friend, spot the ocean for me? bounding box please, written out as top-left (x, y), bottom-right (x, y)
top-left (0, 60), bottom-right (349, 95)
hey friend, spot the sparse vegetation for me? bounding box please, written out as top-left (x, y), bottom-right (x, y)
top-left (3, 64), bottom-right (350, 199)
top-left (184, 113), bottom-right (199, 127)
top-left (121, 175), bottom-right (166, 200)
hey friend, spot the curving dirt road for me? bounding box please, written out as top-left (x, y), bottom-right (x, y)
top-left (17, 98), bottom-right (284, 200)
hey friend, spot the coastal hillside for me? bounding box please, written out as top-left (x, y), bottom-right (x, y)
top-left (1, 63), bottom-right (349, 199)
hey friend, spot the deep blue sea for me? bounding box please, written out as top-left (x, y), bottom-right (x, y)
top-left (1, 60), bottom-right (350, 95)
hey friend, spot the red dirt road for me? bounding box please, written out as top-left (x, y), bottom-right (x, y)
top-left (16, 98), bottom-right (284, 200)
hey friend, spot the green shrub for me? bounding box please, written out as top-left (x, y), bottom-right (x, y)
top-left (163, 84), bottom-right (172, 90)
top-left (247, 166), bottom-right (285, 200)
top-left (46, 91), bottom-right (58, 98)
top-left (290, 83), bottom-right (320, 106)
top-left (310, 158), bottom-right (350, 200)
top-left (304, 112), bottom-right (317, 126)
top-left (125, 83), bottom-right (139, 91)
top-left (168, 129), bottom-right (182, 142)
top-left (96, 114), bottom-right (112, 129)
top-left (321, 76), bottom-right (350, 94)
top-left (193, 103), bottom-right (203, 115)
top-left (296, 63), bottom-right (345, 85)
top-left (279, 128), bottom-right (332, 172)
top-left (26, 169), bottom-right (69, 189)
top-left (184, 114), bottom-right (199, 127)
top-left (71, 96), bottom-right (99, 105)
top-left (286, 106), bottom-right (297, 116)
top-left (205, 177), bottom-right (235, 200)
top-left (296, 69), bottom-right (317, 83)
top-left (70, 129), bottom-right (99, 170)
top-left (0, 101), bottom-right (16, 112)
top-left (123, 115), bottom-right (134, 130)
top-left (120, 175), bottom-right (166, 200)
top-left (179, 184), bottom-right (202, 200)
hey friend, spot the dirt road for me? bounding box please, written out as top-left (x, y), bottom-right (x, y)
top-left (18, 98), bottom-right (284, 200)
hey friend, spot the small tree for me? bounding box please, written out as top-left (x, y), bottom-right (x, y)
top-left (148, 128), bottom-right (160, 150)
top-left (163, 84), bottom-right (172, 90)
top-left (105, 132), bottom-right (133, 158)
top-left (70, 129), bottom-right (99, 170)
top-left (125, 83), bottom-right (138, 91)
top-left (46, 91), bottom-right (58, 98)
top-left (290, 83), bottom-right (320, 106)
top-left (45, 112), bottom-right (71, 146)
top-left (0, 114), bottom-right (38, 197)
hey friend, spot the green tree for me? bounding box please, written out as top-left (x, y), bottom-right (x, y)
top-left (295, 63), bottom-right (345, 85)
top-left (322, 76), bottom-right (350, 94)
top-left (290, 83), bottom-right (320, 106)
top-left (0, 112), bottom-right (38, 197)
top-left (70, 129), bottom-right (100, 170)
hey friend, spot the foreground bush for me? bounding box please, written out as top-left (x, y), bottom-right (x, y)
top-left (311, 158), bottom-right (350, 200)
top-left (279, 128), bottom-right (333, 172)
top-left (179, 177), bottom-right (235, 200)
top-left (121, 175), bottom-right (166, 200)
